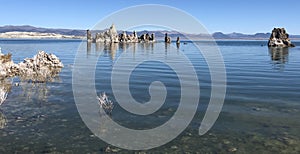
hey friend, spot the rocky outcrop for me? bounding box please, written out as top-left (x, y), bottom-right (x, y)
top-left (94, 24), bottom-right (119, 43)
top-left (268, 28), bottom-right (295, 47)
top-left (117, 31), bottom-right (140, 43)
top-left (18, 51), bottom-right (64, 82)
top-left (98, 92), bottom-right (114, 114)
top-left (139, 33), bottom-right (155, 42)
top-left (176, 37), bottom-right (180, 48)
top-left (151, 33), bottom-right (155, 42)
top-left (0, 53), bottom-right (19, 79)
top-left (0, 51), bottom-right (63, 82)
top-left (176, 37), bottom-right (180, 44)
top-left (165, 33), bottom-right (171, 43)
top-left (88, 24), bottom-right (158, 43)
top-left (133, 31), bottom-right (139, 42)
top-left (87, 30), bottom-right (92, 42)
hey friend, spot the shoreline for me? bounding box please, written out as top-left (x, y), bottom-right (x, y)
top-left (1, 36), bottom-right (299, 41)
top-left (1, 38), bottom-right (300, 42)
top-left (0, 31), bottom-right (84, 40)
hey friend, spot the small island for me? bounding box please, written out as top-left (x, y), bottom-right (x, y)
top-left (87, 24), bottom-right (157, 43)
top-left (268, 28), bottom-right (295, 47)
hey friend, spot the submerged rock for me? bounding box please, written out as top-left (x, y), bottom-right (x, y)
top-left (228, 147), bottom-right (237, 152)
top-left (97, 92), bottom-right (114, 114)
top-left (268, 28), bottom-right (295, 47)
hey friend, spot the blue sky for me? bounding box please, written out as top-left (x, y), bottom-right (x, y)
top-left (0, 0), bottom-right (299, 34)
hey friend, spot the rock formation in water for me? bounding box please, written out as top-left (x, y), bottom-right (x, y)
top-left (98, 92), bottom-right (114, 114)
top-left (165, 33), bottom-right (171, 43)
top-left (176, 37), bottom-right (180, 48)
top-left (133, 31), bottom-right (139, 42)
top-left (18, 51), bottom-right (64, 82)
top-left (139, 34), bottom-right (146, 42)
top-left (0, 53), bottom-right (19, 79)
top-left (94, 24), bottom-right (119, 43)
top-left (139, 33), bottom-right (155, 42)
top-left (0, 51), bottom-right (63, 82)
top-left (87, 30), bottom-right (92, 42)
top-left (119, 31), bottom-right (139, 43)
top-left (268, 28), bottom-right (295, 47)
top-left (88, 25), bottom-right (158, 43)
top-left (176, 37), bottom-right (180, 44)
top-left (150, 33), bottom-right (155, 42)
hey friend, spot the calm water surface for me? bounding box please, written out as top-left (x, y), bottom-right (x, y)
top-left (0, 39), bottom-right (299, 153)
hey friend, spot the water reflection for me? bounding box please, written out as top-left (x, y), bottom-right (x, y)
top-left (110, 43), bottom-right (118, 61)
top-left (0, 77), bottom-right (58, 128)
top-left (102, 43), bottom-right (118, 61)
top-left (0, 110), bottom-right (7, 129)
top-left (86, 42), bottom-right (185, 62)
top-left (268, 47), bottom-right (289, 70)
top-left (140, 42), bottom-right (153, 52)
top-left (0, 79), bottom-right (11, 129)
top-left (88, 42), bottom-right (141, 61)
top-left (20, 82), bottom-right (50, 103)
top-left (165, 43), bottom-right (170, 52)
top-left (176, 42), bottom-right (180, 49)
top-left (0, 79), bottom-right (12, 105)
top-left (119, 42), bottom-right (126, 53)
top-left (18, 73), bottom-right (60, 103)
top-left (95, 42), bottom-right (101, 52)
top-left (87, 42), bottom-right (92, 54)
top-left (86, 42), bottom-right (191, 66)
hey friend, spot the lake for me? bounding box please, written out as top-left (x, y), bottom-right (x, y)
top-left (0, 39), bottom-right (299, 153)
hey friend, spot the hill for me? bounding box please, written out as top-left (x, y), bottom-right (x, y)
top-left (1, 25), bottom-right (300, 40)
top-left (0, 25), bottom-right (86, 36)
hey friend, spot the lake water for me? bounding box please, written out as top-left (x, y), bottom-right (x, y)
top-left (0, 39), bottom-right (299, 153)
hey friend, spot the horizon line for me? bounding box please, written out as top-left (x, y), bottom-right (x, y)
top-left (1, 24), bottom-right (300, 35)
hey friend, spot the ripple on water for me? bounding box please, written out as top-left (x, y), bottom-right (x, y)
top-left (0, 40), bottom-right (299, 153)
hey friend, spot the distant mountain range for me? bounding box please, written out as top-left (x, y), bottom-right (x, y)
top-left (1, 25), bottom-right (300, 40)
top-left (0, 25), bottom-right (86, 36)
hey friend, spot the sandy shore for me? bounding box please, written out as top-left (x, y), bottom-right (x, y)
top-left (0, 31), bottom-right (84, 39)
